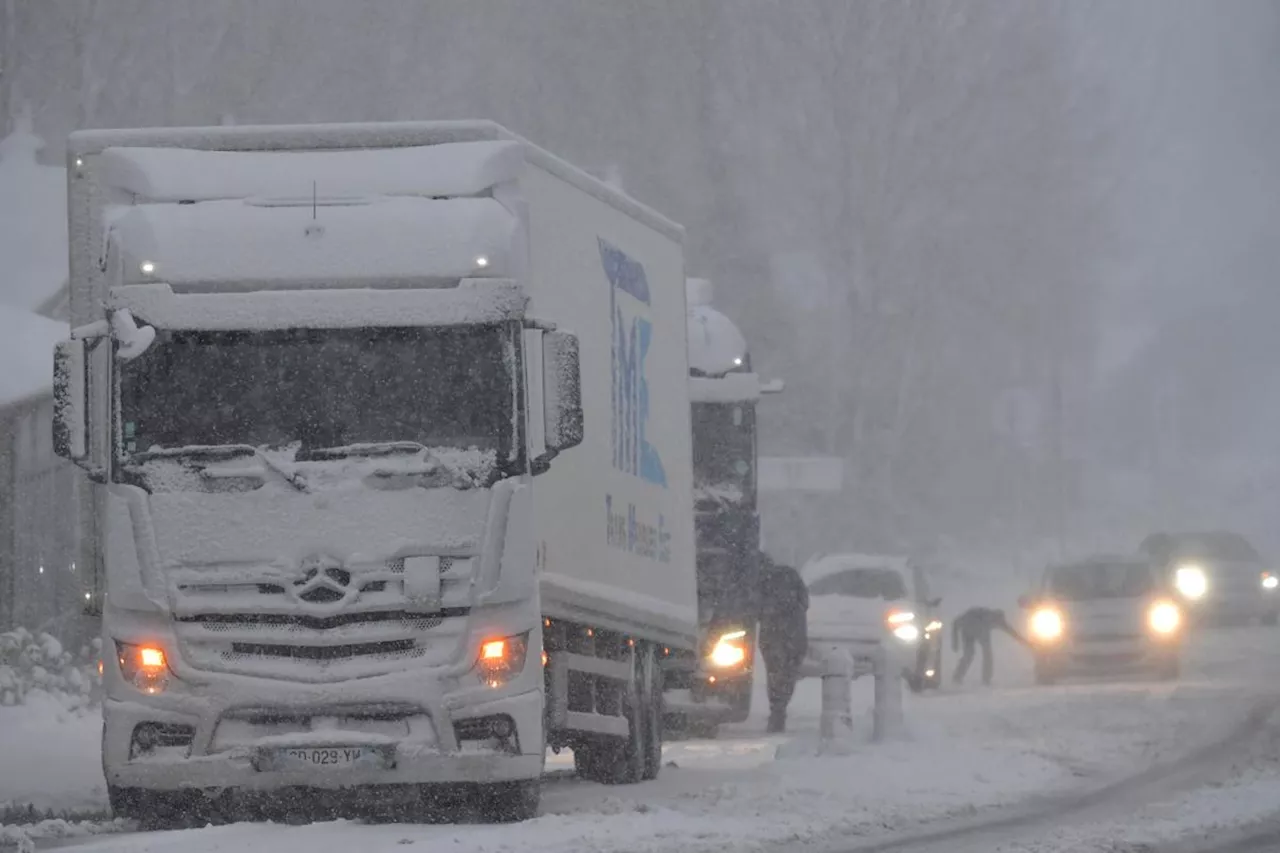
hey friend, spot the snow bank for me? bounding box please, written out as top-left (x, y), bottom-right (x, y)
top-left (0, 818), bottom-right (125, 853)
top-left (0, 693), bottom-right (106, 814)
top-left (107, 196), bottom-right (518, 287)
top-left (98, 141), bottom-right (525, 203)
top-left (0, 113), bottom-right (67, 312)
top-left (0, 305), bottom-right (67, 406)
top-left (0, 628), bottom-right (100, 708)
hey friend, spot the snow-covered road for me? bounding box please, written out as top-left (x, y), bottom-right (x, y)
top-left (5, 625), bottom-right (1280, 853)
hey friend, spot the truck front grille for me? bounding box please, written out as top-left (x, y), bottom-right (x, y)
top-left (167, 556), bottom-right (475, 682)
top-left (230, 638), bottom-right (417, 661)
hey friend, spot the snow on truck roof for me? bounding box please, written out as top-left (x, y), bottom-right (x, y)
top-left (109, 280), bottom-right (526, 332)
top-left (687, 304), bottom-right (748, 377)
top-left (69, 120), bottom-right (684, 242)
top-left (97, 141), bottom-right (526, 203)
top-left (107, 196), bottom-right (518, 287)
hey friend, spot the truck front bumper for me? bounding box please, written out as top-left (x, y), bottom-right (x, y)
top-left (103, 685), bottom-right (545, 793)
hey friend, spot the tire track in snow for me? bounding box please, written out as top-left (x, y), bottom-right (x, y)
top-left (822, 696), bottom-right (1280, 853)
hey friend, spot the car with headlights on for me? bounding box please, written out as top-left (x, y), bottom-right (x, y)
top-left (1139, 531), bottom-right (1278, 626)
top-left (801, 554), bottom-right (943, 692)
top-left (1019, 556), bottom-right (1182, 685)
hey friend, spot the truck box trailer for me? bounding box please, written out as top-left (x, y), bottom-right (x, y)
top-left (51, 120), bottom-right (698, 823)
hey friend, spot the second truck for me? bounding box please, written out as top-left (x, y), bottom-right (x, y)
top-left (662, 277), bottom-right (781, 733)
top-left (52, 120), bottom-right (699, 823)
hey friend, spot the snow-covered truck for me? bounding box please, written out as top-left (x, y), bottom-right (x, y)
top-left (50, 120), bottom-right (698, 823)
top-left (663, 278), bottom-right (781, 733)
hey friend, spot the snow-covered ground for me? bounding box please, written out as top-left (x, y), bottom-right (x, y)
top-left (4, 624), bottom-right (1278, 853)
top-left (0, 693), bottom-right (105, 815)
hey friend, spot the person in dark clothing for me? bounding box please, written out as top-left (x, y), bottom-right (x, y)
top-left (757, 555), bottom-right (810, 733)
top-left (951, 607), bottom-right (1028, 686)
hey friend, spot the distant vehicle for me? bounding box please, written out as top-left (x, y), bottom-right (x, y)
top-left (1139, 531), bottom-right (1278, 626)
top-left (800, 554), bottom-right (943, 692)
top-left (1019, 556), bottom-right (1182, 685)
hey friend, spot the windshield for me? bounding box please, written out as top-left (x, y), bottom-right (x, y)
top-left (118, 324), bottom-right (519, 469)
top-left (691, 402), bottom-right (756, 503)
top-left (808, 568), bottom-right (908, 600)
top-left (1048, 562), bottom-right (1155, 600)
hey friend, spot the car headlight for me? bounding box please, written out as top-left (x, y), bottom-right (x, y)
top-left (885, 610), bottom-right (919, 643)
top-left (1175, 565), bottom-right (1207, 599)
top-left (925, 619), bottom-right (943, 633)
top-left (1262, 573), bottom-right (1278, 591)
top-left (708, 629), bottom-right (749, 669)
top-left (1029, 607), bottom-right (1065, 643)
top-left (1148, 600), bottom-right (1182, 635)
top-left (115, 642), bottom-right (171, 695)
top-left (892, 624), bottom-right (921, 642)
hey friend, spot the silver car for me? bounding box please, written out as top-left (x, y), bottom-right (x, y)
top-left (1020, 556), bottom-right (1183, 685)
top-left (1139, 531), bottom-right (1279, 626)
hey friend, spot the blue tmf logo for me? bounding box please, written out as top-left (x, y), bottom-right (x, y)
top-left (600, 237), bottom-right (667, 488)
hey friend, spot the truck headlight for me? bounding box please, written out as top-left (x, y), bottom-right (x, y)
top-left (1175, 565), bottom-right (1207, 599)
top-left (1148, 600), bottom-right (1182, 636)
top-left (1262, 573), bottom-right (1278, 591)
top-left (708, 629), bottom-right (749, 669)
top-left (115, 642), bottom-right (171, 695)
top-left (1029, 607), bottom-right (1065, 643)
top-left (476, 633), bottom-right (530, 687)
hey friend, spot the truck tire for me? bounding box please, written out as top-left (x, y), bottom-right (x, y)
top-left (475, 779), bottom-right (541, 822)
top-left (574, 648), bottom-right (646, 785)
top-left (639, 643), bottom-right (664, 781)
top-left (109, 786), bottom-right (200, 830)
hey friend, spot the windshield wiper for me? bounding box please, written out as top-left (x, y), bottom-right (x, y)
top-left (134, 445), bottom-right (310, 493)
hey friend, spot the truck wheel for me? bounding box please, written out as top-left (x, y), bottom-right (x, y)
top-left (110, 787), bottom-right (197, 830)
top-left (639, 643), bottom-right (664, 781)
top-left (574, 648), bottom-right (646, 785)
top-left (476, 780), bottom-right (541, 822)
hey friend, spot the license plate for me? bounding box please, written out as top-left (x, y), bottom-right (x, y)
top-left (277, 746), bottom-right (375, 768)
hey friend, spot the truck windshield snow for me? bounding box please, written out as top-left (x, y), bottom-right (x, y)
top-left (117, 324), bottom-right (518, 467)
top-left (1048, 562), bottom-right (1155, 601)
top-left (692, 402), bottom-right (755, 503)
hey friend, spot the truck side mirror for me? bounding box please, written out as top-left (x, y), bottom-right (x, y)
top-left (52, 339), bottom-right (88, 463)
top-left (542, 331), bottom-right (583, 453)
